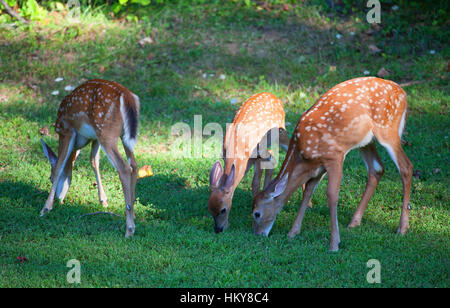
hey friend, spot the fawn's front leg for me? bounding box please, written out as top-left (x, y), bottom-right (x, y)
top-left (288, 172), bottom-right (325, 238)
top-left (324, 159), bottom-right (344, 252)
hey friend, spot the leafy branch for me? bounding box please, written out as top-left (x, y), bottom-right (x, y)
top-left (0, 0), bottom-right (29, 24)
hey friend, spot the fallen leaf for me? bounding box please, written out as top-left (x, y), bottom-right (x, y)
top-left (39, 126), bottom-right (49, 136)
top-left (377, 67), bottom-right (391, 78)
top-left (365, 28), bottom-right (376, 36)
top-left (40, 18), bottom-right (51, 25)
top-left (138, 165), bottom-right (153, 179)
top-left (50, 11), bottom-right (62, 18)
top-left (261, 3), bottom-right (272, 11)
top-left (368, 44), bottom-right (382, 54)
top-left (17, 256), bottom-right (28, 263)
top-left (138, 37), bottom-right (154, 47)
top-left (99, 65), bottom-right (105, 73)
top-left (27, 82), bottom-right (38, 90)
top-left (283, 3), bottom-right (290, 11)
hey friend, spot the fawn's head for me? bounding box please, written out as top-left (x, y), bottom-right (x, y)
top-left (251, 172), bottom-right (289, 236)
top-left (207, 161), bottom-right (235, 233)
top-left (41, 139), bottom-right (73, 201)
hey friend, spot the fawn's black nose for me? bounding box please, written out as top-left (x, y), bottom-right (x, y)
top-left (214, 225), bottom-right (224, 233)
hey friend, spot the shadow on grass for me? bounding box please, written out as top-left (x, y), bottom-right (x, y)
top-left (0, 179), bottom-right (126, 236)
top-left (0, 137), bottom-right (447, 238)
top-left (0, 169), bottom-right (260, 237)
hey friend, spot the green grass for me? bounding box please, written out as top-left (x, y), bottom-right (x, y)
top-left (0, 1), bottom-right (449, 287)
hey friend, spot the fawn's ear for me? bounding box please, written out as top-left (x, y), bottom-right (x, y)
top-left (269, 173), bottom-right (289, 198)
top-left (209, 161), bottom-right (223, 188)
top-left (222, 164), bottom-right (235, 191)
top-left (41, 139), bottom-right (57, 168)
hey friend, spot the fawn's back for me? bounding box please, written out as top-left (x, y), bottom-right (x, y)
top-left (292, 77), bottom-right (407, 160)
top-left (55, 79), bottom-right (139, 150)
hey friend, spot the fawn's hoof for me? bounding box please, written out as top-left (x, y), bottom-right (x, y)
top-left (287, 230), bottom-right (299, 238)
top-left (125, 225), bottom-right (135, 238)
top-left (396, 225), bottom-right (409, 235)
top-left (347, 220), bottom-right (361, 229)
top-left (40, 207), bottom-right (49, 216)
top-left (328, 241), bottom-right (340, 252)
top-left (328, 247), bottom-right (339, 253)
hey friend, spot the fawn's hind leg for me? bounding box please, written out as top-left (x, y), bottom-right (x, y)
top-left (100, 138), bottom-right (135, 238)
top-left (348, 142), bottom-right (385, 228)
top-left (90, 140), bottom-right (108, 208)
top-left (378, 140), bottom-right (413, 234)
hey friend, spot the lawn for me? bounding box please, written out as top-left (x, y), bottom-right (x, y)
top-left (0, 1), bottom-right (448, 288)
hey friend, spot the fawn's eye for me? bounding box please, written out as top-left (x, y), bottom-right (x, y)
top-left (254, 212), bottom-right (261, 219)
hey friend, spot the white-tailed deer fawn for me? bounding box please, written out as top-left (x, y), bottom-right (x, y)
top-left (252, 77), bottom-right (413, 251)
top-left (208, 92), bottom-right (298, 233)
top-left (40, 79), bottom-right (140, 238)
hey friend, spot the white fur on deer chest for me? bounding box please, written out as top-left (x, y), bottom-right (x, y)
top-left (74, 123), bottom-right (96, 148)
top-left (78, 122), bottom-right (97, 139)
